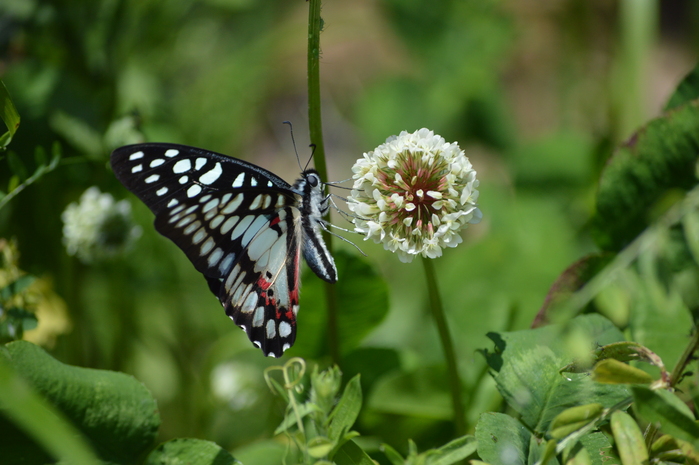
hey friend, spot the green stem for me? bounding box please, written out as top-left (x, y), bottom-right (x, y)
top-left (422, 256), bottom-right (466, 437)
top-left (307, 0), bottom-right (339, 365)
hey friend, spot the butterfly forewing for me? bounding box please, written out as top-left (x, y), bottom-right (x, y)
top-left (111, 143), bottom-right (336, 357)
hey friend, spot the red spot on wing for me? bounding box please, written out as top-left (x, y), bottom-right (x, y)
top-left (270, 216), bottom-right (281, 226)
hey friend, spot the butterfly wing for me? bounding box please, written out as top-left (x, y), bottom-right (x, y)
top-left (111, 143), bottom-right (303, 356)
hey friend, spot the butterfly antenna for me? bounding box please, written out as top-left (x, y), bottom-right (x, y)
top-left (283, 121), bottom-right (304, 172)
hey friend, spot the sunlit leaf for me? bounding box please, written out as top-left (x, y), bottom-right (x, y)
top-left (632, 386), bottom-right (699, 445)
top-left (475, 412), bottom-right (529, 465)
top-left (0, 347), bottom-right (100, 465)
top-left (610, 410), bottom-right (648, 465)
top-left (591, 100), bottom-right (699, 251)
top-left (665, 63), bottom-right (699, 111)
top-left (483, 315), bottom-right (629, 433)
top-left (328, 374), bottom-right (362, 443)
top-left (144, 438), bottom-right (240, 465)
top-left (333, 439), bottom-right (375, 465)
top-left (0, 80), bottom-right (20, 149)
top-left (3, 341), bottom-right (160, 463)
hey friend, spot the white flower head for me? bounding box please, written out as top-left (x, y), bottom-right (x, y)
top-left (61, 187), bottom-right (141, 264)
top-left (348, 128), bottom-right (481, 263)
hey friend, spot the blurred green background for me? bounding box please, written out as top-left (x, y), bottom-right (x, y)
top-left (1, 0), bottom-right (698, 461)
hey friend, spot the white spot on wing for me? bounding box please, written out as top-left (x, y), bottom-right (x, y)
top-left (232, 173), bottom-right (245, 188)
top-left (156, 187), bottom-right (168, 196)
top-left (182, 219), bottom-right (200, 235)
top-left (165, 149), bottom-right (179, 157)
top-left (187, 184), bottom-right (202, 197)
top-left (199, 162), bottom-right (223, 185)
top-left (221, 194), bottom-right (243, 214)
top-left (167, 199), bottom-right (179, 208)
top-left (252, 306), bottom-right (265, 327)
top-left (279, 321), bottom-right (292, 338)
top-left (267, 181), bottom-right (273, 187)
top-left (220, 216), bottom-right (239, 234)
top-left (266, 320), bottom-right (276, 338)
top-left (145, 174), bottom-right (160, 183)
top-left (195, 158), bottom-right (207, 170)
top-left (242, 293), bottom-right (257, 313)
top-left (202, 198), bottom-right (219, 213)
top-left (208, 247), bottom-right (223, 267)
top-left (179, 176), bottom-right (189, 184)
top-left (129, 151), bottom-right (144, 160)
top-left (192, 228), bottom-right (207, 244)
top-left (210, 215), bottom-right (225, 229)
top-left (250, 178), bottom-right (257, 187)
top-left (231, 216), bottom-right (254, 240)
top-left (173, 159), bottom-right (191, 173)
top-left (131, 164), bottom-right (143, 173)
top-left (282, 343), bottom-right (291, 352)
top-left (249, 195), bottom-right (264, 210)
top-left (200, 237), bottom-right (215, 255)
top-left (219, 254), bottom-right (234, 274)
top-left (150, 158), bottom-right (165, 168)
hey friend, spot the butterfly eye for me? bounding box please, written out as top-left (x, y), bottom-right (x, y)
top-left (307, 173), bottom-right (320, 187)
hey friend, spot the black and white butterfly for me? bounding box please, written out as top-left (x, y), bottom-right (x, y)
top-left (110, 143), bottom-right (337, 357)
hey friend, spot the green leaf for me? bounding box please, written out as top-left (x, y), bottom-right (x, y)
top-left (591, 100), bottom-right (699, 251)
top-left (0, 274), bottom-right (35, 300)
top-left (334, 439), bottom-right (375, 465)
top-left (475, 412), bottom-right (530, 465)
top-left (291, 250), bottom-right (389, 358)
top-left (3, 341), bottom-right (160, 463)
top-left (425, 435), bottom-right (478, 465)
top-left (308, 436), bottom-right (336, 459)
top-left (549, 403), bottom-right (604, 439)
top-left (274, 402), bottom-right (316, 435)
top-left (631, 386), bottom-right (699, 445)
top-left (144, 438), bottom-right (240, 465)
top-left (483, 315), bottom-right (629, 433)
top-left (0, 348), bottom-right (101, 465)
top-left (0, 80), bottom-right (20, 149)
top-left (328, 374), bottom-right (362, 443)
top-left (578, 432), bottom-right (618, 465)
top-left (380, 443), bottom-right (405, 465)
top-left (610, 410), bottom-right (648, 465)
top-left (665, 64), bottom-right (699, 111)
top-left (591, 359), bottom-right (654, 385)
top-left (626, 268), bottom-right (693, 374)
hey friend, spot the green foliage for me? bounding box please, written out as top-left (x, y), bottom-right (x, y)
top-left (1, 340), bottom-right (159, 463)
top-left (1, 1), bottom-right (699, 464)
top-left (0, 80), bottom-right (20, 149)
top-left (144, 438), bottom-right (240, 465)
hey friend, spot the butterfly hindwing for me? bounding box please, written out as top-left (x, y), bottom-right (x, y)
top-left (110, 143), bottom-right (331, 357)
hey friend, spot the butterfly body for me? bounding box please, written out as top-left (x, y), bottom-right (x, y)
top-left (110, 143), bottom-right (336, 357)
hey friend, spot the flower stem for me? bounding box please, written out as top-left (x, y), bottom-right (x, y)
top-left (422, 256), bottom-right (466, 437)
top-left (307, 0), bottom-right (340, 365)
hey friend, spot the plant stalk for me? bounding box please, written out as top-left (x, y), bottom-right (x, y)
top-left (307, 0), bottom-right (339, 365)
top-left (422, 256), bottom-right (466, 437)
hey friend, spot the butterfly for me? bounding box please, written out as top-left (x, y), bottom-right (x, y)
top-left (110, 143), bottom-right (337, 357)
